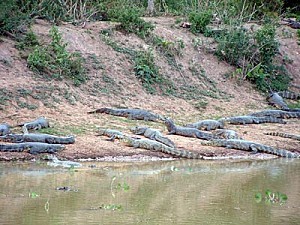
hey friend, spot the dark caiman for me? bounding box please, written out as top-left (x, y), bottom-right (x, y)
top-left (0, 133), bottom-right (75, 144)
top-left (88, 107), bottom-right (165, 122)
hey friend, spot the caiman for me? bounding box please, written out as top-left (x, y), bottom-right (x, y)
top-left (88, 107), bottom-right (165, 122)
top-left (202, 139), bottom-right (300, 158)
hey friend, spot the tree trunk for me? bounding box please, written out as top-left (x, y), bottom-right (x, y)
top-left (147, 0), bottom-right (155, 16)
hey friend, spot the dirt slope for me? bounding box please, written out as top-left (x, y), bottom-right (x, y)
top-left (0, 17), bottom-right (299, 161)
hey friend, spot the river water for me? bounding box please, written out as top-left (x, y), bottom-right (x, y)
top-left (0, 159), bottom-right (299, 225)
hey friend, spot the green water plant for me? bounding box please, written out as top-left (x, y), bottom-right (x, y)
top-left (29, 191), bottom-right (40, 198)
top-left (116, 182), bottom-right (130, 191)
top-left (255, 189), bottom-right (287, 204)
top-left (90, 204), bottom-right (122, 211)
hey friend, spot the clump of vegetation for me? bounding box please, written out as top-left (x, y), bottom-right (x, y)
top-left (0, 0), bottom-right (32, 36)
top-left (216, 23), bottom-right (290, 92)
top-left (188, 10), bottom-right (212, 34)
top-left (134, 50), bottom-right (163, 93)
top-left (16, 30), bottom-right (40, 52)
top-left (114, 7), bottom-right (154, 38)
top-left (151, 36), bottom-right (184, 58)
top-left (255, 189), bottom-right (287, 204)
top-left (27, 26), bottom-right (87, 86)
top-left (92, 204), bottom-right (122, 211)
top-left (29, 191), bottom-right (40, 198)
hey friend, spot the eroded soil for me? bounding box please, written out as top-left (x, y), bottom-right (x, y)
top-left (0, 17), bottom-right (299, 162)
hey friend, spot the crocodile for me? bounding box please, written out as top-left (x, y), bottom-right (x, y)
top-left (0, 142), bottom-right (65, 154)
top-left (277, 91), bottom-right (300, 100)
top-left (218, 115), bottom-right (286, 125)
top-left (0, 123), bottom-right (10, 136)
top-left (186, 119), bottom-right (224, 131)
top-left (88, 107), bottom-right (165, 122)
top-left (202, 139), bottom-right (300, 158)
top-left (0, 133), bottom-right (75, 144)
top-left (164, 118), bottom-right (217, 140)
top-left (121, 136), bottom-right (204, 159)
top-left (212, 129), bottom-right (242, 139)
top-left (264, 132), bottom-right (300, 141)
top-left (248, 110), bottom-right (300, 119)
top-left (97, 128), bottom-right (125, 141)
top-left (130, 126), bottom-right (175, 147)
top-left (266, 92), bottom-right (289, 110)
top-left (18, 117), bottom-right (50, 134)
top-left (46, 155), bottom-right (82, 168)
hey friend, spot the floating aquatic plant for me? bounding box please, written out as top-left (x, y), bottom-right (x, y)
top-left (255, 189), bottom-right (287, 204)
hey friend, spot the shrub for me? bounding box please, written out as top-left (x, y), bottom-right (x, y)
top-left (0, 0), bottom-right (32, 35)
top-left (188, 10), bottom-right (212, 34)
top-left (27, 26), bottom-right (86, 86)
top-left (216, 27), bottom-right (253, 66)
top-left (114, 7), bottom-right (154, 38)
top-left (254, 25), bottom-right (279, 65)
top-left (215, 23), bottom-right (290, 92)
top-left (150, 36), bottom-right (184, 58)
top-left (134, 50), bottom-right (162, 93)
top-left (16, 30), bottom-right (39, 50)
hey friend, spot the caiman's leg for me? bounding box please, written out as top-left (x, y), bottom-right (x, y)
top-left (22, 125), bottom-right (29, 134)
top-left (249, 144), bottom-right (258, 154)
top-left (34, 124), bottom-right (42, 130)
top-left (107, 134), bottom-right (117, 141)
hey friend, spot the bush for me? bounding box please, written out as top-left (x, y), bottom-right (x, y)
top-left (216, 27), bottom-right (253, 66)
top-left (188, 10), bottom-right (212, 34)
top-left (0, 0), bottom-right (32, 35)
top-left (254, 25), bottom-right (279, 65)
top-left (27, 26), bottom-right (86, 86)
top-left (16, 30), bottom-right (39, 50)
top-left (114, 7), bottom-right (154, 38)
top-left (134, 50), bottom-right (162, 93)
top-left (215, 23), bottom-right (290, 92)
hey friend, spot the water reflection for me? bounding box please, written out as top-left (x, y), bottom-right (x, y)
top-left (0, 159), bottom-right (299, 225)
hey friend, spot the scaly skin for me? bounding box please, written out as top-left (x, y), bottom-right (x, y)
top-left (164, 118), bottom-right (217, 140)
top-left (212, 129), bottom-right (241, 139)
top-left (186, 119), bottom-right (224, 131)
top-left (202, 139), bottom-right (300, 158)
top-left (97, 128), bottom-right (125, 141)
top-left (122, 136), bottom-right (204, 159)
top-left (46, 155), bottom-right (82, 168)
top-left (277, 91), bottom-right (300, 100)
top-left (266, 92), bottom-right (289, 110)
top-left (130, 126), bottom-right (175, 148)
top-left (0, 142), bottom-right (65, 154)
top-left (218, 116), bottom-right (286, 125)
top-left (264, 132), bottom-right (300, 141)
top-left (248, 110), bottom-right (300, 119)
top-left (0, 123), bottom-right (10, 136)
top-left (19, 117), bottom-right (50, 134)
top-left (0, 133), bottom-right (75, 144)
top-left (88, 107), bottom-right (165, 122)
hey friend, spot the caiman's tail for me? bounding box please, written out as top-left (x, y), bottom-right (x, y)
top-left (264, 132), bottom-right (300, 141)
top-left (277, 91), bottom-right (300, 100)
top-left (87, 108), bottom-right (108, 114)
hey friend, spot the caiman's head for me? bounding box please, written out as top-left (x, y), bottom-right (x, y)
top-left (130, 126), bottom-right (147, 135)
top-left (97, 128), bottom-right (107, 135)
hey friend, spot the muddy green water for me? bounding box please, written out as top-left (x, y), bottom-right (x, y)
top-left (0, 159), bottom-right (299, 225)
